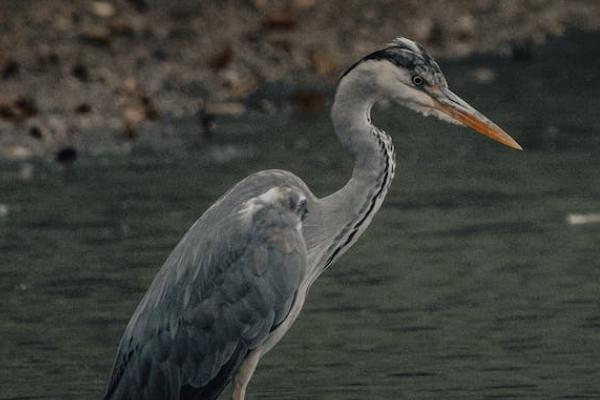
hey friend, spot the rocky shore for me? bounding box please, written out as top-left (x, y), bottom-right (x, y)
top-left (1, 0), bottom-right (599, 161)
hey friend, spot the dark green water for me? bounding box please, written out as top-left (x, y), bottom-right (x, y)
top-left (1, 33), bottom-right (599, 399)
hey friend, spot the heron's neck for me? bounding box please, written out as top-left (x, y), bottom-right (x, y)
top-left (331, 78), bottom-right (386, 170)
top-left (312, 75), bottom-right (396, 277)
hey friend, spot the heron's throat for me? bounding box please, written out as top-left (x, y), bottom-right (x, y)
top-left (315, 77), bottom-right (396, 276)
top-left (330, 75), bottom-right (382, 165)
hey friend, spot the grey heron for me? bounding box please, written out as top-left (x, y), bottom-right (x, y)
top-left (103, 37), bottom-right (521, 400)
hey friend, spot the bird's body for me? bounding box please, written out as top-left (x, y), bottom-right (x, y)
top-left (104, 183), bottom-right (310, 400)
top-left (104, 38), bottom-right (521, 400)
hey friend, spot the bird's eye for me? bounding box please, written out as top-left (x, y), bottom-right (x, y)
top-left (411, 75), bottom-right (424, 86)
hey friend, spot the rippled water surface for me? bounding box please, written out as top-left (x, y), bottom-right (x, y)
top-left (1, 34), bottom-right (599, 399)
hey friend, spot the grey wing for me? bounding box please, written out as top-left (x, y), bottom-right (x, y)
top-left (104, 180), bottom-right (308, 400)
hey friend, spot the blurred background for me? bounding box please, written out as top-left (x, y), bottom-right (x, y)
top-left (1, 1), bottom-right (599, 399)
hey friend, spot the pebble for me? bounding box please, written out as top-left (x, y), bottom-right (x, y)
top-left (205, 102), bottom-right (246, 116)
top-left (79, 25), bottom-right (112, 46)
top-left (0, 204), bottom-right (9, 219)
top-left (2, 145), bottom-right (33, 161)
top-left (91, 1), bottom-right (116, 18)
top-left (310, 48), bottom-right (338, 76)
top-left (567, 213), bottom-right (600, 225)
top-left (472, 67), bottom-right (496, 83)
top-left (15, 283), bottom-right (28, 291)
top-left (124, 106), bottom-right (146, 126)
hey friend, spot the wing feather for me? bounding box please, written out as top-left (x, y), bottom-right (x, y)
top-left (104, 171), bottom-right (309, 400)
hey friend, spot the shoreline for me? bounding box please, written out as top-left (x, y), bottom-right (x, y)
top-left (1, 1), bottom-right (599, 161)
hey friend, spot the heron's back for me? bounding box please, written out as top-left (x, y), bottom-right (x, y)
top-left (103, 171), bottom-right (310, 400)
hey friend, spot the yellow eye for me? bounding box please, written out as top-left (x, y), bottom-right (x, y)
top-left (412, 75), bottom-right (424, 86)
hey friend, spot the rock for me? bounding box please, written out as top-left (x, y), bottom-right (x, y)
top-left (91, 1), bottom-right (116, 18)
top-left (109, 18), bottom-right (136, 37)
top-left (123, 77), bottom-right (139, 94)
top-left (567, 213), bottom-right (600, 225)
top-left (291, 90), bottom-right (325, 113)
top-left (472, 68), bottom-right (496, 83)
top-left (0, 104), bottom-right (17, 121)
top-left (310, 48), bottom-right (338, 76)
top-left (262, 9), bottom-right (296, 30)
top-left (124, 106), bottom-right (146, 126)
top-left (0, 97), bottom-right (38, 122)
top-left (29, 126), bottom-right (44, 140)
top-left (35, 51), bottom-right (60, 72)
top-left (15, 97), bottom-right (37, 118)
top-left (2, 145), bottom-right (33, 161)
top-left (55, 146), bottom-right (78, 166)
top-left (71, 63), bottom-right (90, 81)
top-left (455, 14), bottom-right (476, 39)
top-left (2, 60), bottom-right (20, 79)
top-left (221, 69), bottom-right (257, 98)
top-left (15, 283), bottom-right (28, 291)
top-left (128, 0), bottom-right (149, 12)
top-left (205, 102), bottom-right (246, 115)
top-left (140, 96), bottom-right (159, 120)
top-left (253, 0), bottom-right (269, 10)
top-left (208, 44), bottom-right (233, 71)
top-left (293, 0), bottom-right (316, 9)
top-left (79, 25), bottom-right (112, 46)
top-left (0, 204), bottom-right (8, 219)
top-left (75, 103), bottom-right (92, 114)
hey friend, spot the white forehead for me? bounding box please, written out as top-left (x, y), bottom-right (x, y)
top-left (388, 37), bottom-right (421, 54)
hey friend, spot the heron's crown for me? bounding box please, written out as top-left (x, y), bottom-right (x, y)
top-left (340, 37), bottom-right (444, 85)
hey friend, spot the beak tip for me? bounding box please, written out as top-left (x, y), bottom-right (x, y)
top-left (507, 139), bottom-right (523, 151)
top-left (509, 143), bottom-right (523, 151)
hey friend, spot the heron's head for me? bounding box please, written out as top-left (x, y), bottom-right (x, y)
top-left (340, 37), bottom-right (521, 150)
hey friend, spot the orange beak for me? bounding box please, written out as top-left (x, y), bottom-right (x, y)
top-left (434, 90), bottom-right (522, 150)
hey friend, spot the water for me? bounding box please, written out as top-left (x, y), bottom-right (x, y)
top-left (1, 33), bottom-right (600, 399)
